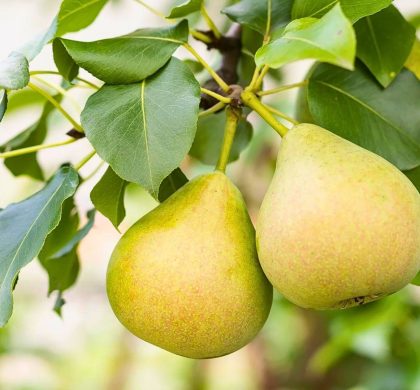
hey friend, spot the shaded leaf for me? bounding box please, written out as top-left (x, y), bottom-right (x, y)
top-left (0, 165), bottom-right (79, 327)
top-left (81, 58), bottom-right (200, 197)
top-left (307, 63), bottom-right (420, 170)
top-left (158, 168), bottom-right (188, 202)
top-left (256, 5), bottom-right (356, 70)
top-left (56, 0), bottom-right (109, 37)
top-left (405, 39), bottom-right (420, 80)
top-left (0, 52), bottom-right (29, 90)
top-left (404, 165), bottom-right (420, 193)
top-left (190, 111), bottom-right (253, 165)
top-left (53, 39), bottom-right (79, 81)
top-left (292, 0), bottom-right (392, 23)
top-left (355, 5), bottom-right (415, 87)
top-left (0, 90), bottom-right (7, 122)
top-left (167, 0), bottom-right (202, 18)
top-left (56, 20), bottom-right (189, 84)
top-left (90, 167), bottom-right (127, 229)
top-left (184, 59), bottom-right (204, 74)
top-left (53, 292), bottom-right (65, 316)
top-left (222, 0), bottom-right (293, 35)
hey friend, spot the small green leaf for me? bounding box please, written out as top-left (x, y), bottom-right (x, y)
top-left (184, 59), bottom-right (204, 74)
top-left (0, 90), bottom-right (7, 122)
top-left (56, 20), bottom-right (189, 84)
top-left (90, 167), bottom-right (128, 229)
top-left (411, 271), bottom-right (420, 286)
top-left (53, 292), bottom-right (65, 316)
top-left (222, 0), bottom-right (293, 35)
top-left (81, 58), bottom-right (200, 197)
top-left (355, 5), bottom-right (415, 87)
top-left (0, 165), bottom-right (79, 327)
top-left (404, 165), bottom-right (420, 193)
top-left (190, 111), bottom-right (253, 166)
top-left (53, 39), bottom-right (79, 81)
top-left (0, 52), bottom-right (29, 90)
top-left (158, 168), bottom-right (188, 202)
top-left (256, 5), bottom-right (356, 70)
top-left (56, 0), bottom-right (109, 37)
top-left (405, 39), bottom-right (420, 80)
top-left (167, 0), bottom-right (202, 18)
top-left (307, 63), bottom-right (420, 170)
top-left (292, 0), bottom-right (392, 23)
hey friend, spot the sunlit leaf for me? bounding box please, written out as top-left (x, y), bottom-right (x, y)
top-left (0, 52), bottom-right (29, 90)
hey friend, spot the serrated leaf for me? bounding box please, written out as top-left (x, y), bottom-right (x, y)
top-left (56, 0), bottom-right (109, 37)
top-left (90, 167), bottom-right (127, 229)
top-left (81, 58), bottom-right (200, 197)
top-left (39, 204), bottom-right (95, 294)
top-left (55, 20), bottom-right (189, 84)
top-left (0, 52), bottom-right (29, 90)
top-left (355, 5), bottom-right (415, 87)
top-left (190, 111), bottom-right (253, 166)
top-left (222, 0), bottom-right (293, 35)
top-left (405, 165), bottom-right (420, 193)
top-left (158, 168), bottom-right (188, 202)
top-left (0, 165), bottom-right (79, 327)
top-left (53, 39), bottom-right (79, 81)
top-left (405, 40), bottom-right (420, 80)
top-left (0, 90), bottom-right (7, 122)
top-left (167, 0), bottom-right (202, 18)
top-left (292, 0), bottom-right (392, 23)
top-left (256, 5), bottom-right (356, 70)
top-left (307, 63), bottom-right (420, 170)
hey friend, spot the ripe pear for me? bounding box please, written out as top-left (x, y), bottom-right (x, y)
top-left (107, 172), bottom-right (272, 358)
top-left (257, 124), bottom-right (420, 310)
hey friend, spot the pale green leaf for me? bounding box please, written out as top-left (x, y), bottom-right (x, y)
top-left (0, 52), bottom-right (29, 90)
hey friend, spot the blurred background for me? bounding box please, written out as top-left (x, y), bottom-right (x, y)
top-left (0, 1), bottom-right (419, 389)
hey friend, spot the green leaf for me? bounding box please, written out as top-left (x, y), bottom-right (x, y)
top-left (292, 0), bottom-right (392, 23)
top-left (90, 167), bottom-right (127, 229)
top-left (53, 39), bottom-right (79, 82)
top-left (56, 0), bottom-right (109, 37)
top-left (184, 59), bottom-right (204, 74)
top-left (56, 20), bottom-right (189, 84)
top-left (0, 52), bottom-right (29, 90)
top-left (39, 202), bottom-right (95, 294)
top-left (158, 168), bottom-right (188, 202)
top-left (0, 90), bottom-right (7, 122)
top-left (53, 292), bottom-right (65, 316)
top-left (307, 63), bottom-right (420, 170)
top-left (405, 39), bottom-right (420, 80)
top-left (0, 98), bottom-right (59, 181)
top-left (355, 5), bottom-right (415, 87)
top-left (411, 270), bottom-right (420, 286)
top-left (404, 165), bottom-right (420, 193)
top-left (81, 58), bottom-right (200, 197)
top-left (167, 0), bottom-right (202, 18)
top-left (222, 0), bottom-right (293, 35)
top-left (189, 111), bottom-right (253, 166)
top-left (256, 4), bottom-right (356, 70)
top-left (0, 165), bottom-right (79, 327)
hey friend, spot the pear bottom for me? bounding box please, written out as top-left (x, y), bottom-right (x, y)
top-left (107, 172), bottom-right (272, 358)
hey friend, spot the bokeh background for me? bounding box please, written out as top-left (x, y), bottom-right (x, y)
top-left (0, 1), bottom-right (419, 389)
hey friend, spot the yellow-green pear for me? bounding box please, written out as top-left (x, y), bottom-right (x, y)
top-left (257, 124), bottom-right (420, 310)
top-left (107, 172), bottom-right (272, 358)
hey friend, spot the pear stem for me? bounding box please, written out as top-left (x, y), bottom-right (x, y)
top-left (216, 106), bottom-right (240, 173)
top-left (241, 90), bottom-right (289, 136)
top-left (200, 88), bottom-right (231, 104)
top-left (0, 138), bottom-right (76, 159)
top-left (258, 80), bottom-right (308, 96)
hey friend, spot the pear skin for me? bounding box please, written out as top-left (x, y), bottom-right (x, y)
top-left (257, 124), bottom-right (420, 310)
top-left (107, 172), bottom-right (272, 358)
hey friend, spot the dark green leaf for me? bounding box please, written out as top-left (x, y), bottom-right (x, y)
top-left (53, 39), bottom-right (79, 81)
top-left (307, 63), bottom-right (420, 170)
top-left (56, 0), bottom-right (109, 37)
top-left (90, 167), bottom-right (127, 229)
top-left (189, 111), bottom-right (253, 165)
top-left (405, 39), bottom-right (420, 80)
top-left (0, 165), bottom-right (79, 327)
top-left (404, 165), bottom-right (420, 193)
top-left (81, 58), bottom-right (200, 197)
top-left (53, 292), bottom-right (65, 316)
top-left (158, 168), bottom-right (188, 202)
top-left (56, 20), bottom-right (189, 84)
top-left (292, 0), bottom-right (392, 23)
top-left (0, 90), bottom-right (7, 122)
top-left (0, 52), bottom-right (29, 90)
top-left (256, 5), bottom-right (356, 70)
top-left (355, 5), bottom-right (415, 87)
top-left (167, 0), bottom-right (202, 18)
top-left (410, 271), bottom-right (420, 286)
top-left (222, 0), bottom-right (293, 35)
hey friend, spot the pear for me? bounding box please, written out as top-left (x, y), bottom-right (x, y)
top-left (257, 124), bottom-right (420, 310)
top-left (107, 172), bottom-right (272, 358)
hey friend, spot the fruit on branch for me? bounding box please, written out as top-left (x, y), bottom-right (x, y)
top-left (257, 124), bottom-right (420, 310)
top-left (107, 172), bottom-right (272, 358)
